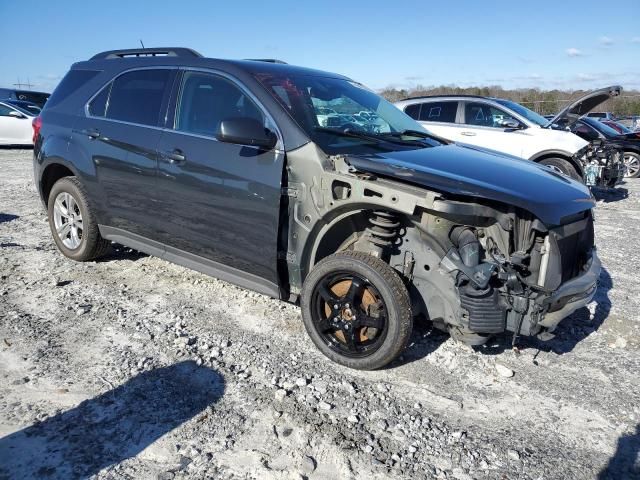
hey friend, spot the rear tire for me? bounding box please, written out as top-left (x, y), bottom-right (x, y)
top-left (301, 251), bottom-right (413, 370)
top-left (47, 177), bottom-right (110, 261)
top-left (539, 157), bottom-right (581, 181)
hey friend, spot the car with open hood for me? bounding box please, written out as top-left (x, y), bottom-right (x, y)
top-left (34, 48), bottom-right (600, 369)
top-left (394, 86), bottom-right (625, 188)
top-left (569, 116), bottom-right (640, 178)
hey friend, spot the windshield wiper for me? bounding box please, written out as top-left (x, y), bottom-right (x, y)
top-left (380, 129), bottom-right (449, 144)
top-left (314, 127), bottom-right (426, 146)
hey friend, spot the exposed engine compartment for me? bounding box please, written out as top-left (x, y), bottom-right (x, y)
top-left (575, 140), bottom-right (625, 187)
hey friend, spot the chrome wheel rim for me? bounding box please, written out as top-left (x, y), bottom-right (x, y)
top-left (53, 192), bottom-right (83, 249)
top-left (623, 154), bottom-right (640, 177)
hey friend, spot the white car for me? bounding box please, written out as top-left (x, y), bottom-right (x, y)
top-left (394, 86), bottom-right (621, 180)
top-left (0, 101), bottom-right (35, 146)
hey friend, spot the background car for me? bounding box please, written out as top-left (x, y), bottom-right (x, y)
top-left (0, 88), bottom-right (50, 108)
top-left (0, 101), bottom-right (36, 146)
top-left (586, 112), bottom-right (617, 121)
top-left (4, 99), bottom-right (42, 116)
top-left (571, 116), bottom-right (640, 178)
top-left (394, 86), bottom-right (622, 185)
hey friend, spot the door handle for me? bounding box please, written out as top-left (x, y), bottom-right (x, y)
top-left (162, 149), bottom-right (186, 164)
top-left (460, 131), bottom-right (476, 137)
top-left (80, 128), bottom-right (100, 139)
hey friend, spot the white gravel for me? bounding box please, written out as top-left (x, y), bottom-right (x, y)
top-left (1, 148), bottom-right (639, 479)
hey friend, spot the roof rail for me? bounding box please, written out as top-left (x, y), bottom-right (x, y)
top-left (245, 58), bottom-right (288, 64)
top-left (90, 48), bottom-right (203, 60)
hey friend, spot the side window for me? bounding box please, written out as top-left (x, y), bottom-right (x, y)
top-left (464, 102), bottom-right (518, 128)
top-left (106, 69), bottom-right (171, 126)
top-left (404, 103), bottom-right (421, 120)
top-left (573, 123), bottom-right (599, 141)
top-left (0, 105), bottom-right (14, 116)
top-left (419, 101), bottom-right (458, 123)
top-left (175, 71), bottom-right (264, 137)
top-left (88, 85), bottom-right (110, 117)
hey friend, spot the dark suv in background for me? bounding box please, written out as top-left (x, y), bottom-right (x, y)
top-left (0, 88), bottom-right (50, 108)
top-left (33, 48), bottom-right (601, 370)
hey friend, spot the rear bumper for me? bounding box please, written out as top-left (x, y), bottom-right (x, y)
top-left (537, 248), bottom-right (601, 330)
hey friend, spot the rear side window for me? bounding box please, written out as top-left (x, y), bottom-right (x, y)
top-left (404, 103), bottom-right (421, 120)
top-left (46, 70), bottom-right (99, 109)
top-left (419, 101), bottom-right (458, 122)
top-left (106, 69), bottom-right (171, 126)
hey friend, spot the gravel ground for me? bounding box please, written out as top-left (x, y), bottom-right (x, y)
top-left (0, 148), bottom-right (639, 480)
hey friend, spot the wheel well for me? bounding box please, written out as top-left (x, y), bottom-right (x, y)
top-left (533, 153), bottom-right (583, 176)
top-left (311, 208), bottom-right (411, 268)
top-left (41, 164), bottom-right (74, 206)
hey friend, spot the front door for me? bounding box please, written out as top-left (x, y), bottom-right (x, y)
top-left (457, 101), bottom-right (525, 157)
top-left (154, 70), bottom-right (284, 288)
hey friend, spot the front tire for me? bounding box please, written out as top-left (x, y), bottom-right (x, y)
top-left (301, 251), bottom-right (413, 370)
top-left (623, 152), bottom-right (640, 178)
top-left (47, 177), bottom-right (110, 261)
top-left (539, 157), bottom-right (581, 181)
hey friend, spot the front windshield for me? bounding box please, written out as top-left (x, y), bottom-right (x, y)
top-left (495, 99), bottom-right (549, 127)
top-left (583, 117), bottom-right (620, 137)
top-left (255, 73), bottom-right (441, 153)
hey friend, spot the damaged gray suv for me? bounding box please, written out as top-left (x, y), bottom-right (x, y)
top-left (34, 48), bottom-right (601, 369)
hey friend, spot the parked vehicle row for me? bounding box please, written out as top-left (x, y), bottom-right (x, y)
top-left (33, 48), bottom-right (602, 369)
top-left (394, 86), bottom-right (628, 187)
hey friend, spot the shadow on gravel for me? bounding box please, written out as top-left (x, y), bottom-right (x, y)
top-left (0, 360), bottom-right (224, 479)
top-left (599, 424), bottom-right (640, 479)
top-left (592, 187), bottom-right (629, 203)
top-left (474, 267), bottom-right (613, 357)
top-left (388, 317), bottom-right (449, 368)
top-left (96, 243), bottom-right (148, 263)
top-left (0, 213), bottom-right (19, 224)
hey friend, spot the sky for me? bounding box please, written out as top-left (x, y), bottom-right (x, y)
top-left (1, 0), bottom-right (639, 93)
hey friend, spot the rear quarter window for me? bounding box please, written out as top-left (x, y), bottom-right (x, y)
top-left (45, 70), bottom-right (100, 109)
top-left (404, 103), bottom-right (421, 120)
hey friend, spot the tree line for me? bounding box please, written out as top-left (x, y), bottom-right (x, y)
top-left (379, 85), bottom-right (640, 116)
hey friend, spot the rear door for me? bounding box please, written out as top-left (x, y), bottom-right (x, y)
top-left (404, 100), bottom-right (461, 140)
top-left (73, 68), bottom-right (176, 239)
top-left (154, 69), bottom-right (285, 290)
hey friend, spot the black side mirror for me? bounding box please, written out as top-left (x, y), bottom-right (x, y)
top-left (216, 117), bottom-right (277, 150)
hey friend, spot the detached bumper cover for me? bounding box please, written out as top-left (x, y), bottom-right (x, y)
top-left (538, 249), bottom-right (601, 329)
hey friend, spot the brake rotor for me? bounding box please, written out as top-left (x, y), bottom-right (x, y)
top-left (323, 279), bottom-right (378, 343)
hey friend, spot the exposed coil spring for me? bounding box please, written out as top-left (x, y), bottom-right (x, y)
top-left (365, 211), bottom-right (401, 248)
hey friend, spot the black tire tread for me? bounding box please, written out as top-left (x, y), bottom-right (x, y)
top-left (301, 250), bottom-right (412, 370)
top-left (539, 157), bottom-right (581, 181)
top-left (47, 176), bottom-right (110, 261)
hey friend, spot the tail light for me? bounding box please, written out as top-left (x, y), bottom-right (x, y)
top-left (32, 116), bottom-right (42, 144)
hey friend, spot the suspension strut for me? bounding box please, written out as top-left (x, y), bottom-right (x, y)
top-left (354, 210), bottom-right (401, 257)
